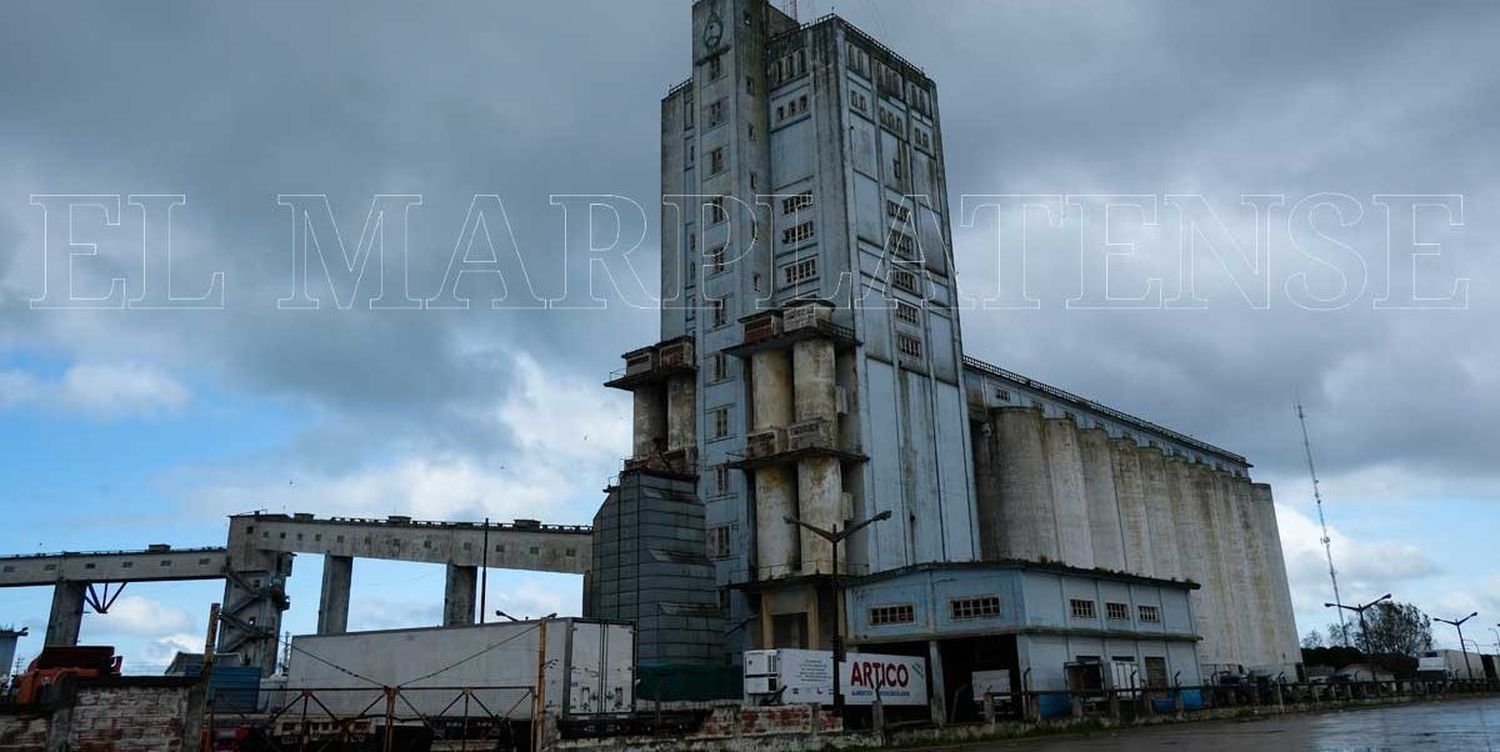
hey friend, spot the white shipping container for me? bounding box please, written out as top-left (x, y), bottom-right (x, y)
top-left (285, 619), bottom-right (634, 720)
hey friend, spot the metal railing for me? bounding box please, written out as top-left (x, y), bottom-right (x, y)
top-left (969, 677), bottom-right (1500, 726)
top-left (205, 684), bottom-right (541, 752)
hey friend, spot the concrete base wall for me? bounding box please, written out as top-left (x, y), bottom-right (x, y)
top-left (0, 678), bottom-right (204, 752)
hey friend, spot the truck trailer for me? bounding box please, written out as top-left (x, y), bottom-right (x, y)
top-left (272, 618), bottom-right (634, 749)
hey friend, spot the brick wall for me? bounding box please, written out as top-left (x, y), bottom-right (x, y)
top-left (0, 677), bottom-right (204, 752)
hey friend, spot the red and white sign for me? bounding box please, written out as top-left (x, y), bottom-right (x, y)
top-left (840, 653), bottom-right (928, 706)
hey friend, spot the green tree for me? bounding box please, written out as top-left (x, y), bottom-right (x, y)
top-left (1357, 601), bottom-right (1433, 656)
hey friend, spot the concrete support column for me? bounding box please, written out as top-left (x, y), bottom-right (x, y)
top-left (752, 349), bottom-right (796, 579)
top-left (317, 555), bottom-right (353, 636)
top-left (1207, 470), bottom-right (1250, 668)
top-left (928, 640), bottom-right (948, 726)
top-left (632, 385), bottom-right (667, 458)
top-left (793, 339), bottom-right (840, 575)
top-left (792, 339), bottom-right (836, 420)
top-left (797, 458), bottom-right (841, 574)
top-left (1232, 477), bottom-right (1276, 668)
top-left (993, 407), bottom-right (1058, 562)
top-left (1079, 428), bottom-right (1126, 571)
top-left (45, 580), bottom-right (86, 647)
top-left (443, 564), bottom-right (477, 626)
top-left (1043, 418), bottom-right (1094, 569)
top-left (665, 375), bottom-right (696, 451)
top-left (1167, 459), bottom-right (1212, 659)
top-left (973, 415), bottom-right (1004, 560)
top-left (1140, 450), bottom-right (1181, 579)
top-left (1190, 464), bottom-right (1233, 666)
top-left (1110, 439), bottom-right (1153, 576)
top-left (1254, 483), bottom-right (1301, 669)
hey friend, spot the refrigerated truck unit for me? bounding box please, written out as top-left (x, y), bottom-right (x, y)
top-left (285, 619), bottom-right (635, 721)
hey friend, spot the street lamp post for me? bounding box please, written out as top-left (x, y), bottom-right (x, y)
top-left (784, 509), bottom-right (892, 719)
top-left (1323, 593), bottom-right (1392, 650)
top-left (1434, 612), bottom-right (1479, 680)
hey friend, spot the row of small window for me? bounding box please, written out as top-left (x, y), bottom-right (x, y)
top-left (685, 296), bottom-right (730, 329)
top-left (847, 42), bottom-right (934, 117)
top-left (869, 595), bottom-right (1003, 626)
top-left (776, 94), bottom-right (810, 123)
top-left (1069, 598), bottom-right (1162, 624)
top-left (8, 557), bottom-right (212, 573)
top-left (770, 49), bottom-right (808, 87)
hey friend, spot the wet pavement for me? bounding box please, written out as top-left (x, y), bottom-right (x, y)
top-left (962, 697), bottom-right (1500, 751)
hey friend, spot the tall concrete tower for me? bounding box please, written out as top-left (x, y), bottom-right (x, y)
top-left (609, 0), bottom-right (976, 655)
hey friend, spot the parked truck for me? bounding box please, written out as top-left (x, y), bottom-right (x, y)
top-left (272, 618), bottom-right (634, 751)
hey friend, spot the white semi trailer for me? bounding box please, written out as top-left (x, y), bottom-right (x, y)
top-left (283, 618), bottom-right (635, 723)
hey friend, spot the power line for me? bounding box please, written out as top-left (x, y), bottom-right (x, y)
top-left (397, 621), bottom-right (545, 688)
top-left (277, 633), bottom-right (384, 688)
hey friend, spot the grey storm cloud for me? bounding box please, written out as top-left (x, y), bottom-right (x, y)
top-left (1, 0), bottom-right (1497, 520)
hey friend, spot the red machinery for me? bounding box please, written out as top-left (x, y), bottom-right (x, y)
top-left (14, 645), bottom-right (121, 704)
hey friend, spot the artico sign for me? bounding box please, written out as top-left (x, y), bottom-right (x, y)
top-left (840, 653), bottom-right (928, 706)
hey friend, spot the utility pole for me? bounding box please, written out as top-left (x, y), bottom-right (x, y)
top-left (783, 510), bottom-right (891, 721)
top-left (1435, 612), bottom-right (1478, 680)
top-left (1324, 593), bottom-right (1391, 652)
top-left (480, 517), bottom-right (489, 625)
top-left (1297, 403), bottom-right (1347, 644)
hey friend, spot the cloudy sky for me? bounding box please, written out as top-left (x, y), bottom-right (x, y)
top-left (1, 0), bottom-right (1496, 671)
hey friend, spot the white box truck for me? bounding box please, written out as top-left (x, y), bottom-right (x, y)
top-left (284, 618), bottom-right (634, 722)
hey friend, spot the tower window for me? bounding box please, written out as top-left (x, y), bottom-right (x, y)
top-left (685, 142), bottom-right (695, 167)
top-left (892, 268), bottom-right (919, 294)
top-left (770, 49), bottom-right (808, 86)
top-left (707, 526), bottom-right (732, 558)
top-left (710, 406), bottom-right (731, 438)
top-left (782, 221), bottom-right (815, 245)
top-left (709, 297), bottom-right (727, 328)
top-left (781, 191), bottom-right (813, 215)
top-left (709, 147), bottom-right (726, 175)
top-left (850, 90), bottom-right (868, 114)
top-left (1106, 602), bottom-right (1130, 621)
top-left (889, 231), bottom-right (916, 259)
top-left (707, 54), bottom-right (723, 81)
top-left (783, 257), bottom-right (817, 285)
top-left (896, 333), bottom-right (923, 359)
top-left (708, 196), bottom-right (727, 223)
top-left (776, 94), bottom-right (809, 123)
top-left (878, 106), bottom-right (904, 136)
top-left (846, 44), bottom-right (870, 78)
top-left (706, 98), bottom-right (725, 128)
top-left (710, 352), bottom-right (729, 382)
top-left (1138, 605), bottom-right (1161, 623)
top-left (895, 300), bottom-right (921, 325)
top-left (707, 245), bottom-right (726, 275)
top-left (713, 464), bottom-right (730, 494)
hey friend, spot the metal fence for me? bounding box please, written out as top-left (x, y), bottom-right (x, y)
top-left (973, 678), bottom-right (1500, 725)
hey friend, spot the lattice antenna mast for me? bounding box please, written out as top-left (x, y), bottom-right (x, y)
top-left (1297, 402), bottom-right (1346, 643)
